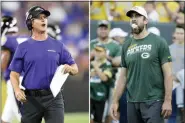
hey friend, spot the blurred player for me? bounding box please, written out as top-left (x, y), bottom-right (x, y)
top-left (109, 28), bottom-right (128, 45)
top-left (47, 24), bottom-right (62, 41)
top-left (90, 20), bottom-right (121, 123)
top-left (90, 44), bottom-right (113, 123)
top-left (1, 15), bottom-right (27, 123)
top-left (110, 6), bottom-right (173, 123)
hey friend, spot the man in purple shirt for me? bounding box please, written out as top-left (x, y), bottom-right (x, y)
top-left (9, 6), bottom-right (78, 123)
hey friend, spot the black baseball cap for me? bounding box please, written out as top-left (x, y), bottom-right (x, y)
top-left (26, 6), bottom-right (50, 20)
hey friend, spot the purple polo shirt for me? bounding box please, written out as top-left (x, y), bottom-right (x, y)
top-left (9, 36), bottom-right (75, 89)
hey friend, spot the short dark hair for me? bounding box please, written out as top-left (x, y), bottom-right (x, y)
top-left (98, 25), bottom-right (108, 28)
top-left (176, 24), bottom-right (185, 30)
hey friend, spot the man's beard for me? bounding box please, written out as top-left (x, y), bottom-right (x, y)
top-left (131, 24), bottom-right (144, 34)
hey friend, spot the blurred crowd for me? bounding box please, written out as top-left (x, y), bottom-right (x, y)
top-left (90, 1), bottom-right (184, 123)
top-left (1, 1), bottom-right (89, 81)
top-left (91, 1), bottom-right (184, 25)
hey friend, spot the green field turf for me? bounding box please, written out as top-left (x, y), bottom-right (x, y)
top-left (64, 112), bottom-right (89, 123)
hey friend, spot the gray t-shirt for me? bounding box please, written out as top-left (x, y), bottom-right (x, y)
top-left (169, 43), bottom-right (184, 74)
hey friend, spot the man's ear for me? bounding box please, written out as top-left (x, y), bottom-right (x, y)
top-left (144, 17), bottom-right (148, 25)
top-left (31, 19), bottom-right (34, 27)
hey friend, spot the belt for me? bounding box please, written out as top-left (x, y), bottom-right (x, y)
top-left (25, 89), bottom-right (52, 97)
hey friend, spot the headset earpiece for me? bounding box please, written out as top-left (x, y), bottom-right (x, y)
top-left (26, 19), bottom-right (32, 30)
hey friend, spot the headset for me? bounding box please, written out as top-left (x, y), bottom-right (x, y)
top-left (26, 6), bottom-right (39, 30)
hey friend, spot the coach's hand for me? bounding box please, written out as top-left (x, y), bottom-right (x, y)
top-left (62, 64), bottom-right (72, 74)
top-left (15, 88), bottom-right (26, 102)
top-left (161, 101), bottom-right (172, 119)
top-left (110, 102), bottom-right (119, 120)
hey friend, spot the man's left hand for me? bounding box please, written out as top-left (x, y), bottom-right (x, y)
top-left (161, 101), bottom-right (172, 119)
top-left (62, 64), bottom-right (72, 74)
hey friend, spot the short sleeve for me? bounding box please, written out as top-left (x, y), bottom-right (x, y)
top-left (9, 45), bottom-right (24, 73)
top-left (121, 43), bottom-right (127, 68)
top-left (60, 44), bottom-right (75, 65)
top-left (158, 38), bottom-right (172, 65)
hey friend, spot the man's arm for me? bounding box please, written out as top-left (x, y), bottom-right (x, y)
top-left (94, 66), bottom-right (109, 82)
top-left (10, 71), bottom-right (20, 91)
top-left (1, 49), bottom-right (11, 73)
top-left (10, 71), bottom-right (26, 102)
top-left (161, 62), bottom-right (173, 118)
top-left (110, 67), bottom-right (127, 120)
top-left (112, 67), bottom-right (127, 103)
top-left (162, 62), bottom-right (173, 101)
top-left (111, 56), bottom-right (121, 67)
top-left (91, 61), bottom-right (110, 82)
top-left (162, 2), bottom-right (179, 21)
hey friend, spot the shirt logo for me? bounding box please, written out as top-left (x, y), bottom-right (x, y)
top-left (141, 52), bottom-right (150, 59)
top-left (127, 44), bottom-right (152, 56)
top-left (47, 50), bottom-right (56, 52)
top-left (128, 44), bottom-right (137, 50)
